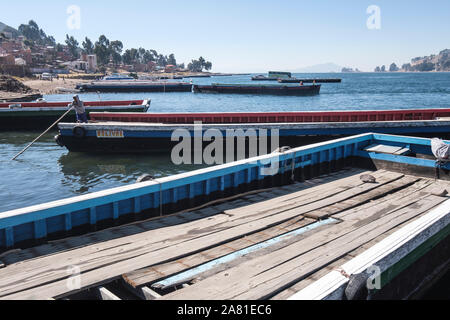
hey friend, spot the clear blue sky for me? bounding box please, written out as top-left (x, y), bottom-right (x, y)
top-left (3, 0), bottom-right (450, 72)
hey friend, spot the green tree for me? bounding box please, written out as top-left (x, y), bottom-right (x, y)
top-left (389, 63), bottom-right (399, 72)
top-left (168, 53), bottom-right (177, 65)
top-left (82, 37), bottom-right (94, 54)
top-left (94, 35), bottom-right (111, 65)
top-left (65, 34), bottom-right (79, 59)
top-left (109, 40), bottom-right (123, 65)
top-left (187, 57), bottom-right (213, 72)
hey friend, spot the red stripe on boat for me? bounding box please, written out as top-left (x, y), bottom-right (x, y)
top-left (89, 109), bottom-right (450, 123)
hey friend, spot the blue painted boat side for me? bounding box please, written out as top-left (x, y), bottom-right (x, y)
top-left (59, 121), bottom-right (450, 139)
top-left (0, 133), bottom-right (446, 249)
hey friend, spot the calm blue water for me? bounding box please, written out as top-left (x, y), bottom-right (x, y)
top-left (1, 72), bottom-right (450, 212)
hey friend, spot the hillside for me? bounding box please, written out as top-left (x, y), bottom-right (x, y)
top-left (0, 22), bottom-right (21, 38)
top-left (404, 49), bottom-right (450, 72)
top-left (375, 49), bottom-right (450, 72)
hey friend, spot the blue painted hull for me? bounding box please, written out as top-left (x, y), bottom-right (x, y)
top-left (2, 132), bottom-right (450, 250)
top-left (57, 121), bottom-right (450, 153)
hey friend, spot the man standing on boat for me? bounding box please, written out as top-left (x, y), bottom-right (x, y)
top-left (69, 95), bottom-right (88, 123)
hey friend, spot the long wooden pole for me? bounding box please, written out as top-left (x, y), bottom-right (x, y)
top-left (11, 106), bottom-right (75, 161)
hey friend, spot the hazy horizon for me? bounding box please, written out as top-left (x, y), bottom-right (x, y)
top-left (2, 0), bottom-right (450, 72)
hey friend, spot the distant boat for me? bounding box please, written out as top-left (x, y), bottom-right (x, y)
top-left (278, 78), bottom-right (342, 83)
top-left (251, 75), bottom-right (278, 81)
top-left (252, 71), bottom-right (292, 81)
top-left (77, 81), bottom-right (193, 93)
top-left (102, 74), bottom-right (135, 81)
top-left (0, 99), bottom-right (150, 131)
top-left (268, 71), bottom-right (292, 79)
top-left (193, 83), bottom-right (321, 96)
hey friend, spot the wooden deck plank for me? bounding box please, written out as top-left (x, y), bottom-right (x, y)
top-left (0, 171), bottom-right (380, 299)
top-left (161, 193), bottom-right (446, 300)
top-left (304, 175), bottom-right (420, 219)
top-left (0, 170), bottom-right (373, 275)
top-left (0, 170), bottom-right (407, 300)
top-left (123, 217), bottom-right (315, 288)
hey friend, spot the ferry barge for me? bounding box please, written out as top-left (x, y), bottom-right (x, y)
top-left (0, 133), bottom-right (448, 300)
top-left (76, 81), bottom-right (193, 93)
top-left (0, 99), bottom-right (150, 131)
top-left (55, 108), bottom-right (450, 153)
top-left (193, 83), bottom-right (321, 95)
top-left (278, 78), bottom-right (342, 83)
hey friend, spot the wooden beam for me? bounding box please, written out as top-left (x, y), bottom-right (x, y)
top-left (141, 287), bottom-right (161, 300)
top-left (97, 287), bottom-right (121, 301)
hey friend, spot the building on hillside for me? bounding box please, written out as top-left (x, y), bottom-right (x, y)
top-left (85, 54), bottom-right (97, 72)
top-left (15, 57), bottom-right (26, 66)
top-left (63, 60), bottom-right (88, 71)
top-left (164, 64), bottom-right (176, 73)
top-left (0, 54), bottom-right (15, 65)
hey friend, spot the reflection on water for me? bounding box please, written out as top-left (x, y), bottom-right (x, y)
top-left (0, 131), bottom-right (206, 212)
top-left (57, 152), bottom-right (207, 194)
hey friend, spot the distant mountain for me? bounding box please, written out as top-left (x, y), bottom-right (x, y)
top-left (0, 22), bottom-right (21, 38)
top-left (290, 63), bottom-right (343, 73)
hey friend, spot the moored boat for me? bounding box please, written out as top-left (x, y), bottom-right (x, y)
top-left (76, 81), bottom-right (193, 93)
top-left (56, 118), bottom-right (450, 153)
top-left (1, 133), bottom-right (449, 300)
top-left (193, 83), bottom-right (321, 95)
top-left (278, 78), bottom-right (342, 83)
top-left (251, 75), bottom-right (278, 81)
top-left (89, 108), bottom-right (450, 124)
top-left (0, 99), bottom-right (150, 131)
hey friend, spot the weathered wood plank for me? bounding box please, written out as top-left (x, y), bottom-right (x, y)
top-left (161, 195), bottom-right (445, 300)
top-left (304, 176), bottom-right (420, 219)
top-left (0, 170), bottom-right (400, 299)
top-left (97, 287), bottom-right (121, 301)
top-left (123, 217), bottom-right (314, 288)
top-left (0, 171), bottom-right (374, 281)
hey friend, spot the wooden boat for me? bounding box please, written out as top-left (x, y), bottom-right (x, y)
top-left (193, 83), bottom-right (321, 95)
top-left (251, 75), bottom-right (279, 81)
top-left (0, 133), bottom-right (449, 300)
top-left (278, 78), bottom-right (342, 83)
top-left (268, 71), bottom-right (292, 79)
top-left (0, 99), bottom-right (150, 131)
top-left (56, 117), bottom-right (450, 153)
top-left (76, 81), bottom-right (193, 93)
top-left (89, 108), bottom-right (450, 124)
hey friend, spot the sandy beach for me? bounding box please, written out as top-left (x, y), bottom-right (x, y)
top-left (22, 78), bottom-right (88, 95)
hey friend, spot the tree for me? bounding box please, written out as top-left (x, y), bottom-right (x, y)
top-left (374, 66), bottom-right (381, 72)
top-left (204, 61), bottom-right (212, 71)
top-left (94, 35), bottom-right (111, 65)
top-left (380, 65), bottom-right (386, 72)
top-left (402, 63), bottom-right (411, 71)
top-left (168, 53), bottom-right (177, 65)
top-left (109, 40), bottom-right (123, 65)
top-left (142, 50), bottom-right (154, 63)
top-left (389, 63), bottom-right (399, 72)
top-left (187, 57), bottom-right (213, 72)
top-left (18, 20), bottom-right (55, 45)
top-left (65, 34), bottom-right (79, 59)
top-left (82, 37), bottom-right (94, 54)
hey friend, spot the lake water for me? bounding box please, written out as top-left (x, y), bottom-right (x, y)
top-left (1, 72), bottom-right (450, 212)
